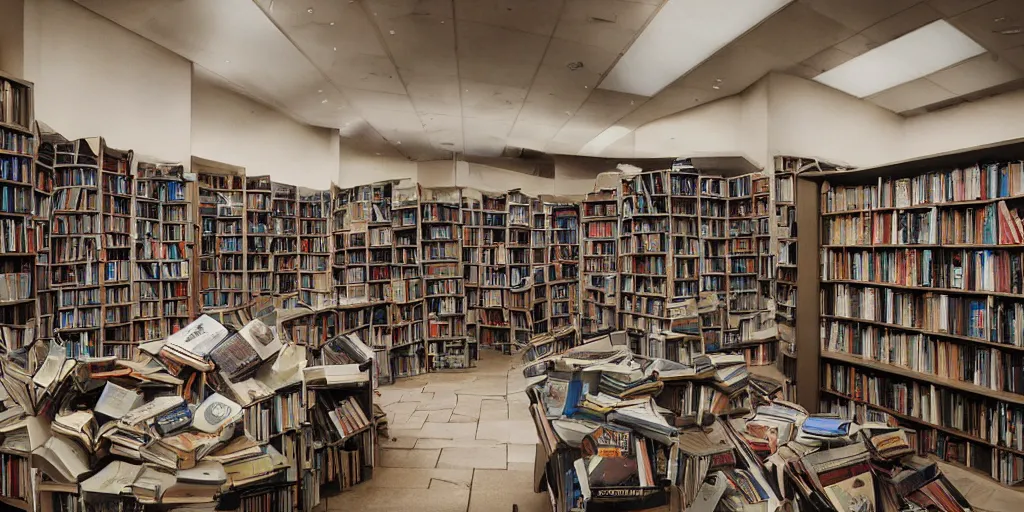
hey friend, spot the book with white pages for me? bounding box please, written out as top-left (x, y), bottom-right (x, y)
top-left (164, 315), bottom-right (229, 359)
top-left (120, 396), bottom-right (185, 427)
top-left (191, 393), bottom-right (242, 434)
top-left (95, 381), bottom-right (144, 420)
top-left (81, 460), bottom-right (143, 495)
top-left (303, 364), bottom-right (368, 386)
top-left (33, 434), bottom-right (91, 483)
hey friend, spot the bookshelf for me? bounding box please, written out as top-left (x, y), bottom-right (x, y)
top-left (246, 175), bottom-right (274, 297)
top-left (99, 141), bottom-right (133, 356)
top-left (507, 191), bottom-right (532, 349)
top-left (807, 144), bottom-right (1024, 489)
top-left (620, 171), bottom-right (670, 334)
top-left (271, 182), bottom-right (299, 297)
top-left (367, 181), bottom-right (393, 306)
top-left (298, 188), bottom-right (332, 307)
top-left (389, 182), bottom-right (423, 379)
top-left (331, 184), bottom-right (348, 300)
top-left (33, 130), bottom-right (54, 343)
top-left (548, 204), bottom-right (580, 332)
top-left (0, 71), bottom-right (35, 358)
top-left (460, 189), bottom-right (482, 343)
top-left (669, 167), bottom-right (700, 325)
top-left (531, 199), bottom-right (549, 335)
top-left (581, 189), bottom-right (618, 336)
top-left (773, 157), bottom-right (799, 400)
top-left (421, 187), bottom-right (468, 370)
top-left (344, 185), bottom-right (371, 302)
top-left (698, 175), bottom-right (727, 352)
top-left (478, 192), bottom-right (509, 353)
top-left (197, 161), bottom-right (246, 311)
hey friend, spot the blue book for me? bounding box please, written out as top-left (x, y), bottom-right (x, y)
top-left (802, 416), bottom-right (851, 437)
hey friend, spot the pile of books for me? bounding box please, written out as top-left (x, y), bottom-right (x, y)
top-left (0, 299), bottom-right (377, 510)
top-left (523, 329), bottom-right (974, 512)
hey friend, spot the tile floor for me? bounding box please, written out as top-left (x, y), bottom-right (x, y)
top-left (320, 349), bottom-right (551, 512)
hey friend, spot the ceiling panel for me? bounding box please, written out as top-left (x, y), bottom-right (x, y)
top-left (800, 0), bottom-right (926, 33)
top-left (928, 52), bottom-right (1022, 93)
top-left (859, 3), bottom-right (944, 43)
top-left (460, 80), bottom-right (529, 123)
top-left (554, 0), bottom-right (661, 53)
top-left (456, 22), bottom-right (549, 89)
top-left (454, 0), bottom-right (565, 37)
top-left (928, 0), bottom-right (998, 17)
top-left (865, 77), bottom-right (957, 111)
top-left (949, 0), bottom-right (1024, 51)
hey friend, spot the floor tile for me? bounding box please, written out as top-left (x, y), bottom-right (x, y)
top-left (468, 469), bottom-right (550, 512)
top-left (380, 448), bottom-right (441, 469)
top-left (479, 398), bottom-right (509, 420)
top-left (325, 487), bottom-right (469, 512)
top-left (507, 443), bottom-right (536, 464)
top-left (381, 436), bottom-right (418, 449)
top-left (385, 401), bottom-right (421, 415)
top-left (418, 421), bottom-right (479, 440)
top-left (366, 467), bottom-right (473, 489)
top-left (476, 420), bottom-right (537, 444)
top-left (416, 392), bottom-right (458, 411)
top-left (401, 391), bottom-right (435, 402)
top-left (426, 408), bottom-right (454, 422)
top-left (449, 414), bottom-right (479, 423)
top-left (436, 445), bottom-right (507, 469)
top-left (452, 395), bottom-right (485, 419)
top-left (415, 438), bottom-right (504, 449)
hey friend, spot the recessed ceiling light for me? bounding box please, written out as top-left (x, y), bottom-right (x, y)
top-left (579, 126), bottom-right (631, 156)
top-left (813, 20), bottom-right (986, 98)
top-left (322, 99), bottom-right (328, 104)
top-left (330, 22), bottom-right (335, 26)
top-left (333, 47), bottom-right (337, 51)
top-left (599, 0), bottom-right (792, 97)
top-left (307, 7), bottom-right (314, 14)
top-left (318, 89), bottom-right (323, 93)
top-left (225, 60), bottom-right (230, 63)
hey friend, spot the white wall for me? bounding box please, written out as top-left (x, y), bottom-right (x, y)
top-left (903, 88), bottom-right (1024, 159)
top-left (338, 138), bottom-right (417, 187)
top-left (192, 68), bottom-right (339, 187)
top-left (633, 95), bottom-right (744, 161)
top-left (22, 0), bottom-right (192, 168)
top-left (0, 0), bottom-right (24, 76)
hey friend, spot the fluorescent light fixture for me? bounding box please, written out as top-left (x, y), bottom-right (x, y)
top-left (579, 126), bottom-right (632, 156)
top-left (599, 0), bottom-right (793, 97)
top-left (814, 20), bottom-right (986, 98)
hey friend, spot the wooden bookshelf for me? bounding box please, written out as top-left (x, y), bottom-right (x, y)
top-left (33, 127), bottom-right (54, 343)
top-left (460, 189), bottom-right (482, 343)
top-left (581, 189), bottom-right (618, 336)
top-left (196, 160), bottom-right (246, 311)
top-left (773, 156), bottom-right (799, 400)
top-left (343, 185), bottom-right (371, 302)
top-left (619, 171), bottom-right (671, 334)
top-left (331, 184), bottom-right (348, 301)
top-left (98, 140), bottom-right (133, 356)
top-left (421, 187), bottom-right (468, 370)
top-left (669, 167), bottom-right (700, 333)
top-left (507, 190), bottom-right (533, 349)
top-left (548, 203), bottom-right (580, 333)
top-left (366, 181), bottom-right (393, 307)
top-left (271, 182), bottom-right (299, 298)
top-left (478, 192), bottom-right (509, 352)
top-left (246, 175), bottom-right (273, 298)
top-left (531, 199), bottom-right (549, 335)
top-left (389, 181), bottom-right (423, 379)
top-left (698, 175), bottom-right (727, 352)
top-left (0, 71), bottom-right (36, 359)
top-left (807, 146), bottom-right (1024, 489)
top-left (298, 188), bottom-right (332, 307)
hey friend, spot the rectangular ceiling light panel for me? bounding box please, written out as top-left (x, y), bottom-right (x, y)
top-left (599, 0), bottom-right (793, 97)
top-left (814, 20), bottom-right (987, 98)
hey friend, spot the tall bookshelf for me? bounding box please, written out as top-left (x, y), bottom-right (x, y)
top-left (774, 157), bottom-right (799, 400)
top-left (669, 168), bottom-right (700, 321)
top-left (698, 176), bottom-right (728, 352)
top-left (581, 189), bottom-right (618, 336)
top-left (331, 184), bottom-right (349, 301)
top-left (807, 145), bottom-right (1024, 489)
top-left (460, 190), bottom-right (482, 343)
top-left (421, 187), bottom-right (468, 369)
top-left (549, 204), bottom-right (580, 332)
top-left (197, 163), bottom-right (245, 311)
top-left (620, 172), bottom-right (670, 333)
top-left (478, 193), bottom-right (509, 352)
top-left (33, 130), bottom-right (54, 342)
top-left (132, 163), bottom-right (164, 349)
top-left (507, 191), bottom-right (532, 349)
top-left (531, 199), bottom-right (549, 335)
top-left (271, 182), bottom-right (299, 297)
top-left (389, 182), bottom-right (423, 379)
top-left (366, 181), bottom-right (393, 305)
top-left (0, 71), bottom-right (36, 360)
top-left (344, 185), bottom-right (371, 302)
top-left (298, 188), bottom-right (332, 307)
top-left (99, 142), bottom-right (133, 356)
top-left (246, 175), bottom-right (274, 297)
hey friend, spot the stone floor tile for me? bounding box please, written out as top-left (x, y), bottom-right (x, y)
top-left (436, 445), bottom-right (507, 469)
top-left (468, 469), bottom-right (549, 512)
top-left (426, 408), bottom-right (454, 422)
top-left (416, 392), bottom-right (458, 411)
top-left (325, 487), bottom-right (469, 512)
top-left (449, 413), bottom-right (479, 423)
top-left (418, 421), bottom-right (479, 440)
top-left (479, 398), bottom-right (509, 420)
top-left (507, 443), bottom-right (536, 464)
top-left (365, 467), bottom-right (473, 489)
top-left (380, 448), bottom-right (441, 469)
top-left (380, 435), bottom-right (418, 449)
top-left (400, 391), bottom-right (435, 402)
top-left (385, 401), bottom-right (420, 416)
top-left (452, 394), bottom-right (485, 419)
top-left (475, 420), bottom-right (537, 444)
top-left (415, 438), bottom-right (504, 449)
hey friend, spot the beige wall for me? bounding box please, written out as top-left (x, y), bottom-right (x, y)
top-left (22, 0), bottom-right (193, 168)
top-left (633, 95), bottom-right (744, 162)
top-left (191, 68), bottom-right (339, 187)
top-left (338, 139), bottom-right (417, 187)
top-left (0, 0), bottom-right (24, 76)
top-left (903, 88), bottom-right (1024, 159)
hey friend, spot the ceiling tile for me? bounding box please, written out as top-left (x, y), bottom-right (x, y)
top-left (1002, 44), bottom-right (1024, 71)
top-left (507, 122), bottom-right (564, 151)
top-left (421, 113), bottom-right (464, 152)
top-left (784, 63), bottom-right (824, 79)
top-left (463, 118), bottom-right (515, 156)
top-left (926, 52), bottom-right (1022, 94)
top-left (865, 78), bottom-right (957, 112)
top-left (404, 73), bottom-right (462, 116)
top-left (800, 47), bottom-right (858, 74)
top-left (326, 53), bottom-right (407, 94)
top-left (616, 85), bottom-right (729, 129)
top-left (454, 0), bottom-right (565, 37)
top-left (799, 0), bottom-right (925, 33)
top-left (860, 3), bottom-right (943, 44)
top-left (362, 0), bottom-right (454, 20)
top-left (554, 0), bottom-right (659, 53)
top-left (949, 0), bottom-right (1024, 51)
top-left (833, 33), bottom-right (879, 56)
top-left (516, 96), bottom-right (583, 127)
top-left (344, 88), bottom-right (418, 113)
top-left (675, 42), bottom-right (793, 94)
top-left (739, 2), bottom-right (855, 64)
top-left (456, 21), bottom-right (549, 89)
top-left (460, 80), bottom-right (528, 122)
top-left (364, 2), bottom-right (458, 79)
top-left (571, 89), bottom-right (647, 125)
top-left (928, 0), bottom-right (998, 17)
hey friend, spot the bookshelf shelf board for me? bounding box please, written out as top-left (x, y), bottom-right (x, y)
top-left (821, 279), bottom-right (1024, 298)
top-left (820, 314), bottom-right (1024, 352)
top-left (820, 387), bottom-right (1024, 461)
top-left (821, 350), bottom-right (1024, 405)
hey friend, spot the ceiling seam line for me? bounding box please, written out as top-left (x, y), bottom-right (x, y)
top-left (453, 0), bottom-right (468, 159)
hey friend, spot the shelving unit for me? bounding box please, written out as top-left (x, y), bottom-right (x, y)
top-left (549, 204), bottom-right (580, 333)
top-left (478, 192), bottom-right (509, 352)
top-left (531, 199), bottom-right (549, 335)
top-left (774, 157), bottom-right (799, 400)
top-left (669, 167), bottom-right (700, 319)
top-left (581, 189), bottom-right (618, 336)
top-left (421, 187), bottom-right (468, 369)
top-left (620, 171), bottom-right (670, 334)
top-left (298, 188), bottom-right (332, 307)
top-left (805, 143), bottom-right (1024, 489)
top-left (33, 129), bottom-right (54, 341)
top-left (271, 182), bottom-right (299, 297)
top-left (698, 175), bottom-right (727, 352)
top-left (389, 182), bottom-right (423, 379)
top-left (246, 175), bottom-right (274, 297)
top-left (460, 190), bottom-right (482, 343)
top-left (366, 181), bottom-right (393, 305)
top-left (507, 191), bottom-right (532, 349)
top-left (98, 141), bottom-right (133, 355)
top-left (197, 161), bottom-right (245, 311)
top-left (343, 185), bottom-right (371, 302)
top-left (331, 184), bottom-right (349, 300)
top-left (0, 71), bottom-right (36, 359)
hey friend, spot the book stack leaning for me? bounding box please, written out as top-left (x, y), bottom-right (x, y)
top-left (523, 329), bottom-right (975, 512)
top-left (0, 300), bottom-right (380, 512)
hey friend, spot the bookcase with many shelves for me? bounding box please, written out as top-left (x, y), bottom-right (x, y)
top-left (531, 199), bottom-right (549, 335)
top-left (197, 166), bottom-right (245, 311)
top-left (620, 171), bottom-right (670, 333)
top-left (298, 189), bottom-right (332, 307)
top-left (271, 182), bottom-right (299, 297)
top-left (366, 181), bottom-right (393, 305)
top-left (669, 168), bottom-right (700, 312)
top-left (774, 157), bottom-right (800, 400)
top-left (331, 184), bottom-right (348, 300)
top-left (698, 176), bottom-right (728, 352)
top-left (508, 191), bottom-right (533, 349)
top-left (421, 187), bottom-right (468, 369)
top-left (99, 142), bottom-right (133, 355)
top-left (344, 185), bottom-right (371, 302)
top-left (0, 72), bottom-right (36, 362)
top-left (581, 189), bottom-right (618, 336)
top-left (478, 192), bottom-right (509, 352)
top-left (246, 175), bottom-right (273, 297)
top-left (549, 204), bottom-right (580, 332)
top-left (809, 148), bottom-right (1024, 489)
top-left (33, 132), bottom-right (54, 342)
top-left (460, 190), bottom-right (482, 342)
top-left (389, 183), bottom-right (423, 379)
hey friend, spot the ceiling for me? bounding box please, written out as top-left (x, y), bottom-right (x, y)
top-left (76, 0), bottom-right (1024, 161)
